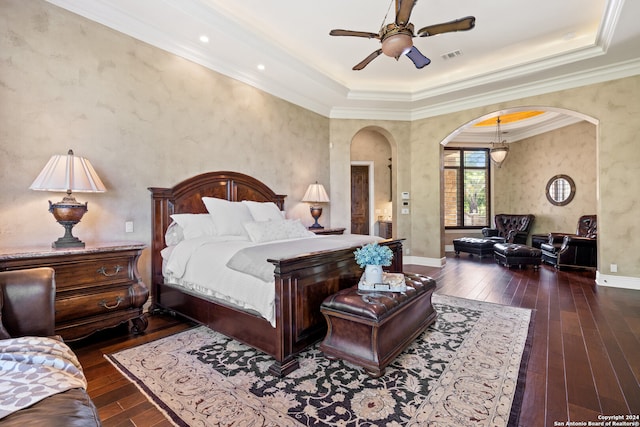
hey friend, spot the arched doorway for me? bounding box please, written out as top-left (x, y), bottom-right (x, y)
top-left (440, 106), bottom-right (598, 251)
top-left (350, 128), bottom-right (393, 236)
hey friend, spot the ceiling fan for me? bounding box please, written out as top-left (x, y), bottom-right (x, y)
top-left (329, 0), bottom-right (475, 70)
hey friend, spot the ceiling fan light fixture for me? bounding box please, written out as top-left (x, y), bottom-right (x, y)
top-left (381, 33), bottom-right (413, 58)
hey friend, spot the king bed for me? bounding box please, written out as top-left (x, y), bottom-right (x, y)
top-left (149, 171), bottom-right (403, 376)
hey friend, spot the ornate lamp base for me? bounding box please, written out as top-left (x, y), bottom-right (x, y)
top-left (49, 195), bottom-right (88, 248)
top-left (309, 206), bottom-right (324, 229)
top-left (52, 220), bottom-right (85, 248)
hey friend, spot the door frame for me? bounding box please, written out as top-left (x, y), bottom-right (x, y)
top-left (350, 161), bottom-right (375, 236)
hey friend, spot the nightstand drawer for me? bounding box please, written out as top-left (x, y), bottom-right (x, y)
top-left (53, 257), bottom-right (132, 290)
top-left (56, 286), bottom-right (133, 322)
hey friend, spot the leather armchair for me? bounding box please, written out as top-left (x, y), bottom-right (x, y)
top-left (0, 267), bottom-right (103, 426)
top-left (0, 267), bottom-right (56, 337)
top-left (541, 215), bottom-right (597, 269)
top-left (482, 214), bottom-right (535, 244)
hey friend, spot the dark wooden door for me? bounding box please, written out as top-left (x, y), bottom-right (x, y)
top-left (351, 165), bottom-right (369, 235)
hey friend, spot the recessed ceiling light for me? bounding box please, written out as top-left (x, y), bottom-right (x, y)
top-left (257, 64), bottom-right (265, 71)
top-left (199, 35), bottom-right (209, 43)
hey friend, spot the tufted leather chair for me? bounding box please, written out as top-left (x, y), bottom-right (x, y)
top-left (541, 215), bottom-right (597, 269)
top-left (482, 214), bottom-right (535, 244)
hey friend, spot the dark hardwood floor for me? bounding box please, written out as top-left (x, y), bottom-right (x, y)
top-left (70, 253), bottom-right (640, 426)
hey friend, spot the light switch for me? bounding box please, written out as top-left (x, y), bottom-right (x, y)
top-left (401, 208), bottom-right (409, 214)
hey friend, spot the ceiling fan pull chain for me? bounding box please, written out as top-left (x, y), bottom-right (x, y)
top-left (380, 0), bottom-right (395, 31)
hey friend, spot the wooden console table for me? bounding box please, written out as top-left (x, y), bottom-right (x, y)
top-left (0, 242), bottom-right (148, 341)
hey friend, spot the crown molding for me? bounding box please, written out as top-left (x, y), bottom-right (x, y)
top-left (331, 57), bottom-right (640, 120)
top-left (46, 0), bottom-right (640, 122)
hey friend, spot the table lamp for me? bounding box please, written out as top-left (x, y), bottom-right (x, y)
top-left (302, 182), bottom-right (330, 229)
top-left (30, 149), bottom-right (107, 248)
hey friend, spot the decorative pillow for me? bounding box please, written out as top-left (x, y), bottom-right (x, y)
top-left (244, 219), bottom-right (315, 243)
top-left (169, 214), bottom-right (217, 242)
top-left (0, 289), bottom-right (10, 339)
top-left (202, 197), bottom-right (253, 237)
top-left (242, 201), bottom-right (285, 222)
top-left (164, 221), bottom-right (184, 246)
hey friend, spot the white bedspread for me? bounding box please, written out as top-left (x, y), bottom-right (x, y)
top-left (163, 234), bottom-right (381, 326)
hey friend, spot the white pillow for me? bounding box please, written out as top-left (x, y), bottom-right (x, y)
top-left (169, 214), bottom-right (217, 242)
top-left (244, 219), bottom-right (315, 243)
top-left (164, 221), bottom-right (184, 246)
top-left (202, 197), bottom-right (253, 237)
top-left (242, 200), bottom-right (285, 222)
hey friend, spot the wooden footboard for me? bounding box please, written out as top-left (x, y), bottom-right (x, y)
top-left (149, 171), bottom-right (403, 376)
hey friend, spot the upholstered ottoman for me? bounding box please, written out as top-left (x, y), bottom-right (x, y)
top-left (319, 273), bottom-right (437, 377)
top-left (493, 243), bottom-right (542, 270)
top-left (453, 237), bottom-right (498, 257)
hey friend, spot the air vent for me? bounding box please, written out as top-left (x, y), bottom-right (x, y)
top-left (441, 50), bottom-right (463, 60)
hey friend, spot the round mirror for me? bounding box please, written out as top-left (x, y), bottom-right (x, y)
top-left (546, 174), bottom-right (575, 206)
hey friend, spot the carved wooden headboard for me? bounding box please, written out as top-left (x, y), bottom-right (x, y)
top-left (148, 171), bottom-right (286, 289)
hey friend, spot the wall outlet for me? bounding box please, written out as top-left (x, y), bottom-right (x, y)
top-left (610, 263), bottom-right (617, 273)
top-left (125, 221), bottom-right (134, 233)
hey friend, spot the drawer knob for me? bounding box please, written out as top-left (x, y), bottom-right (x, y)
top-left (99, 296), bottom-right (124, 310)
top-left (97, 265), bottom-right (123, 277)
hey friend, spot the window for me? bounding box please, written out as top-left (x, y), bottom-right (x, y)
top-left (444, 148), bottom-right (490, 228)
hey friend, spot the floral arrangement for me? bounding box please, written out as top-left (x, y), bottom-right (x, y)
top-left (354, 242), bottom-right (393, 268)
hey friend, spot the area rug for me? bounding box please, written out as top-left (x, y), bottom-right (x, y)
top-left (106, 294), bottom-right (533, 427)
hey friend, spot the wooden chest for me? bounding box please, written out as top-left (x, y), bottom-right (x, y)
top-left (0, 242), bottom-right (148, 341)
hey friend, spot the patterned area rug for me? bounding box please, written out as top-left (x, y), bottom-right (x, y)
top-left (106, 294), bottom-right (533, 427)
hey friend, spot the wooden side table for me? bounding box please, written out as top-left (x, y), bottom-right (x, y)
top-left (310, 227), bottom-right (346, 235)
top-left (0, 242), bottom-right (148, 341)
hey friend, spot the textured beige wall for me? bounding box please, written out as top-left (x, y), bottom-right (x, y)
top-left (351, 129), bottom-right (393, 229)
top-left (0, 0), bottom-right (330, 285)
top-left (494, 121), bottom-right (597, 235)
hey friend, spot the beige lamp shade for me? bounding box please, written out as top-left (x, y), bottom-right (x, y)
top-left (302, 183), bottom-right (329, 203)
top-left (30, 149), bottom-right (106, 193)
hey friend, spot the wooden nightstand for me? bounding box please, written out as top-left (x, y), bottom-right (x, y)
top-left (0, 242), bottom-right (148, 341)
top-left (309, 227), bottom-right (346, 235)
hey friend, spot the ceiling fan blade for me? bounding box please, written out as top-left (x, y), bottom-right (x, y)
top-left (405, 46), bottom-right (431, 69)
top-left (395, 0), bottom-right (416, 26)
top-left (330, 29), bottom-right (380, 39)
top-left (353, 49), bottom-right (383, 70)
top-left (417, 16), bottom-right (476, 37)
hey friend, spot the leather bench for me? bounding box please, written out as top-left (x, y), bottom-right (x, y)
top-left (453, 237), bottom-right (500, 257)
top-left (493, 243), bottom-right (542, 270)
top-left (319, 273), bottom-right (437, 377)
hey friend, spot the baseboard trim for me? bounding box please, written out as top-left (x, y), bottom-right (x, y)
top-left (596, 272), bottom-right (640, 290)
top-left (404, 255), bottom-right (445, 267)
